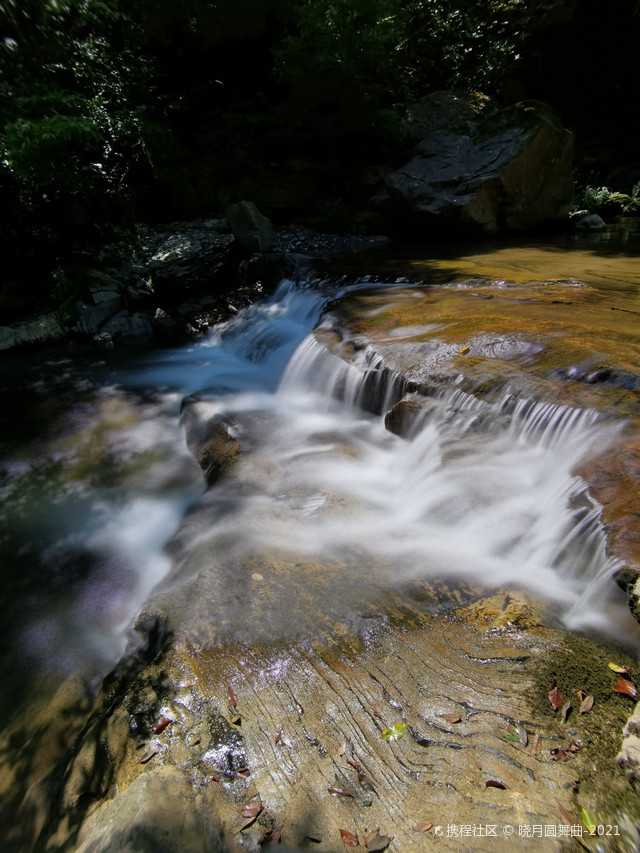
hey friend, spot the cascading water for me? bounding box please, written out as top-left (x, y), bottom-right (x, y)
top-left (1, 274), bottom-right (638, 725)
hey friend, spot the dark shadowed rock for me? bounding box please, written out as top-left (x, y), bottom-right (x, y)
top-left (226, 201), bottom-right (274, 254)
top-left (384, 94), bottom-right (574, 235)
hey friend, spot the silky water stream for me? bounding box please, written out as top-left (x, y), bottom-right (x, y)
top-left (1, 236), bottom-right (640, 758)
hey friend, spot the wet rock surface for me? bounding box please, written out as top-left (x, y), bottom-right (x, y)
top-left (18, 599), bottom-right (639, 853)
top-left (4, 257), bottom-right (640, 852)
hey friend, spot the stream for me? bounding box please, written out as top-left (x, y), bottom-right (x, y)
top-left (1, 230), bottom-right (640, 733)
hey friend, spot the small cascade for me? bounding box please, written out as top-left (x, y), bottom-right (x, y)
top-left (279, 334), bottom-right (408, 414)
top-left (275, 324), bottom-right (629, 636)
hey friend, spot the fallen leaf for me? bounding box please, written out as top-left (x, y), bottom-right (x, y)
top-left (581, 807), bottom-right (597, 832)
top-left (366, 833), bottom-right (391, 851)
top-left (227, 686), bottom-right (237, 707)
top-left (364, 829), bottom-right (378, 846)
top-left (485, 779), bottom-right (507, 789)
top-left (381, 722), bottom-right (407, 741)
top-left (576, 689), bottom-right (585, 702)
top-left (608, 662), bottom-right (630, 674)
top-left (358, 770), bottom-right (378, 795)
top-left (346, 757), bottom-right (362, 772)
top-left (275, 729), bottom-right (283, 744)
top-left (328, 787), bottom-right (355, 798)
top-left (557, 800), bottom-right (590, 851)
top-left (339, 829), bottom-right (359, 847)
top-left (550, 747), bottom-right (572, 762)
top-left (241, 797), bottom-right (263, 819)
top-left (613, 677), bottom-right (637, 699)
top-left (229, 712), bottom-right (241, 725)
top-left (503, 733), bottom-right (520, 743)
top-left (258, 828), bottom-right (281, 845)
top-left (373, 710), bottom-right (384, 720)
top-left (413, 822), bottom-right (433, 833)
top-left (557, 799), bottom-right (575, 826)
top-left (549, 678), bottom-right (563, 711)
top-left (566, 741), bottom-right (583, 753)
top-left (152, 717), bottom-right (173, 734)
top-left (561, 700), bottom-right (572, 723)
top-left (139, 749), bottom-right (157, 764)
top-left (235, 767), bottom-right (251, 778)
top-left (438, 714), bottom-right (461, 724)
top-left (339, 735), bottom-right (351, 756)
top-left (516, 723), bottom-right (528, 747)
top-left (459, 345), bottom-right (470, 355)
top-left (579, 694), bottom-right (594, 714)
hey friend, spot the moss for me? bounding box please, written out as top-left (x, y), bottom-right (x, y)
top-left (531, 628), bottom-right (640, 836)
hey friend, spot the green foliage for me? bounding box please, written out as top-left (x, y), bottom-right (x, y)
top-left (397, 0), bottom-right (529, 96)
top-left (577, 184), bottom-right (640, 218)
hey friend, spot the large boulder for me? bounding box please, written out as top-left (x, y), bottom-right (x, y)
top-left (384, 93), bottom-right (574, 235)
top-left (148, 220), bottom-right (235, 299)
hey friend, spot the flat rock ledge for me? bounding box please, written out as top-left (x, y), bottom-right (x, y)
top-left (8, 594), bottom-right (639, 853)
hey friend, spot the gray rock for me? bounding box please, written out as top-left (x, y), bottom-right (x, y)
top-left (148, 229), bottom-right (235, 295)
top-left (575, 213), bottom-right (607, 230)
top-left (0, 312), bottom-right (65, 351)
top-left (75, 295), bottom-right (124, 335)
top-left (98, 312), bottom-right (155, 345)
top-left (385, 94), bottom-right (574, 235)
top-left (226, 201), bottom-right (273, 253)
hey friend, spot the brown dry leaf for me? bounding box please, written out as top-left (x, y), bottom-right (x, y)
top-left (438, 714), bottom-right (462, 724)
top-left (566, 741), bottom-right (583, 754)
top-left (235, 767), bottom-right (251, 778)
top-left (576, 689), bottom-right (585, 702)
top-left (413, 822), bottom-right (433, 833)
top-left (339, 829), bottom-right (359, 847)
top-left (240, 797), bottom-right (263, 819)
top-left (485, 779), bottom-right (507, 789)
top-left (258, 828), bottom-right (281, 845)
top-left (328, 787), bottom-right (355, 799)
top-left (579, 694), bottom-right (594, 714)
top-left (549, 678), bottom-right (563, 711)
top-left (364, 829), bottom-right (378, 847)
top-left (227, 686), bottom-right (237, 707)
top-left (367, 834), bottom-right (391, 852)
top-left (561, 700), bottom-right (572, 723)
top-left (346, 757), bottom-right (362, 772)
top-left (557, 800), bottom-right (590, 851)
top-left (152, 717), bottom-right (173, 734)
top-left (358, 770), bottom-right (378, 795)
top-left (339, 735), bottom-right (351, 756)
top-left (613, 677), bottom-right (637, 699)
top-left (550, 747), bottom-right (572, 762)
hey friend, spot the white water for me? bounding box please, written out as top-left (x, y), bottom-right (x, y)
top-left (1, 276), bottom-right (637, 703)
top-left (159, 277), bottom-right (634, 643)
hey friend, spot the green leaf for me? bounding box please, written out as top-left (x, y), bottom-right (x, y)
top-left (503, 733), bottom-right (520, 742)
top-left (381, 722), bottom-right (407, 741)
top-left (581, 807), bottom-right (596, 832)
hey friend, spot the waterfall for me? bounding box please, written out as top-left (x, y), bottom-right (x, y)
top-left (272, 318), bottom-right (629, 638)
top-left (3, 275), bottom-right (636, 705)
